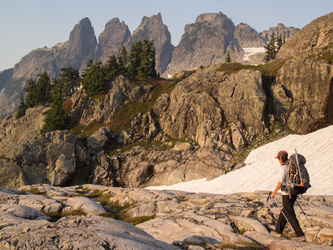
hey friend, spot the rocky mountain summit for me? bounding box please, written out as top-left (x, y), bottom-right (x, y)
top-left (260, 23), bottom-right (300, 43)
top-left (0, 184), bottom-right (332, 249)
top-left (166, 12), bottom-right (244, 76)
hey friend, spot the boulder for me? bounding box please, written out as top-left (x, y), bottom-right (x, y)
top-left (87, 127), bottom-right (111, 153)
top-left (0, 130), bottom-right (88, 188)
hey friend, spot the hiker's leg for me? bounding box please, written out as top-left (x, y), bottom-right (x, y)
top-left (282, 195), bottom-right (304, 236)
top-left (275, 211), bottom-right (287, 234)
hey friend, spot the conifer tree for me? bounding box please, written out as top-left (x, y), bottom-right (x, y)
top-left (36, 72), bottom-right (52, 104)
top-left (25, 78), bottom-right (38, 108)
top-left (40, 80), bottom-right (66, 133)
top-left (15, 92), bottom-right (27, 119)
top-left (264, 32), bottom-right (277, 63)
top-left (144, 40), bottom-right (157, 78)
top-left (118, 46), bottom-right (128, 67)
top-left (81, 59), bottom-right (108, 96)
top-left (59, 66), bottom-right (80, 97)
top-left (225, 50), bottom-right (232, 63)
top-left (277, 34), bottom-right (283, 52)
top-left (104, 55), bottom-right (120, 82)
top-left (127, 41), bottom-right (143, 78)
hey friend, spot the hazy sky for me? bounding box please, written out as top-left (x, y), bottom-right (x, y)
top-left (0, 0), bottom-right (332, 71)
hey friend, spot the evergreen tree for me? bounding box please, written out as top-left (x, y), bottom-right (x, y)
top-left (15, 92), bottom-right (27, 119)
top-left (277, 34), bottom-right (283, 52)
top-left (25, 78), bottom-right (38, 107)
top-left (81, 59), bottom-right (108, 96)
top-left (128, 40), bottom-right (157, 78)
top-left (36, 72), bottom-right (52, 104)
top-left (264, 32), bottom-right (277, 63)
top-left (104, 55), bottom-right (120, 82)
top-left (59, 66), bottom-right (80, 97)
top-left (225, 50), bottom-right (232, 63)
top-left (145, 40), bottom-right (157, 78)
top-left (40, 80), bottom-right (66, 133)
top-left (127, 41), bottom-right (143, 78)
top-left (118, 46), bottom-right (128, 68)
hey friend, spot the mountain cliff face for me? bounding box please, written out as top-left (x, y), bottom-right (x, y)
top-left (234, 23), bottom-right (266, 47)
top-left (57, 17), bottom-right (97, 71)
top-left (95, 18), bottom-right (131, 64)
top-left (166, 12), bottom-right (244, 76)
top-left (125, 13), bottom-right (174, 75)
top-left (272, 12), bottom-right (333, 134)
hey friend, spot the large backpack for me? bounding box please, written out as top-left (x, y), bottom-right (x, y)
top-left (287, 152), bottom-right (311, 195)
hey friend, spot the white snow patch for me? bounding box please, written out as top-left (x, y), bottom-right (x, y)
top-left (148, 125), bottom-right (333, 196)
top-left (0, 87), bottom-right (5, 96)
top-left (242, 47), bottom-right (266, 62)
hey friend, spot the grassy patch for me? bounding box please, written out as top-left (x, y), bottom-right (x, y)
top-left (221, 242), bottom-right (267, 249)
top-left (45, 210), bottom-right (87, 222)
top-left (124, 215), bottom-right (156, 225)
top-left (216, 63), bottom-right (254, 75)
top-left (21, 187), bottom-right (46, 195)
top-left (108, 78), bottom-right (178, 132)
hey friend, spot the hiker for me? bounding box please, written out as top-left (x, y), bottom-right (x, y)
top-left (270, 150), bottom-right (306, 242)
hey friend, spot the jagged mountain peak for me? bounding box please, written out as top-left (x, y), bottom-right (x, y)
top-left (95, 18), bottom-right (131, 63)
top-left (129, 13), bottom-right (174, 74)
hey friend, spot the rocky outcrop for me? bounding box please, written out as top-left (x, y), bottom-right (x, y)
top-left (272, 58), bottom-right (333, 133)
top-left (156, 67), bottom-right (267, 149)
top-left (271, 13), bottom-right (333, 133)
top-left (234, 23), bottom-right (266, 47)
top-left (126, 13), bottom-right (174, 75)
top-left (0, 131), bottom-right (89, 188)
top-left (260, 23), bottom-right (300, 43)
top-left (95, 18), bottom-right (131, 64)
top-left (0, 106), bottom-right (47, 154)
top-left (276, 13), bottom-right (333, 59)
top-left (71, 75), bottom-right (136, 124)
top-left (167, 12), bottom-right (244, 76)
top-left (0, 184), bottom-right (331, 249)
top-left (0, 185), bottom-right (176, 249)
top-left (92, 146), bottom-right (235, 188)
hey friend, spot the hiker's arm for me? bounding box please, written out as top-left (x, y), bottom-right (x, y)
top-left (270, 182), bottom-right (283, 198)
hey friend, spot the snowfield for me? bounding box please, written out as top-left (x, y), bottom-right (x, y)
top-left (148, 125), bottom-right (333, 196)
top-left (242, 47), bottom-right (266, 62)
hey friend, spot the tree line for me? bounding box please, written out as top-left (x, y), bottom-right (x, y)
top-left (16, 40), bottom-right (158, 133)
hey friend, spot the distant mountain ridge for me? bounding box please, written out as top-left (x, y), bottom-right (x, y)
top-left (0, 11), bottom-right (300, 118)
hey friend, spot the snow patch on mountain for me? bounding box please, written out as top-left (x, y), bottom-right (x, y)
top-left (148, 125), bottom-right (333, 196)
top-left (242, 47), bottom-right (266, 62)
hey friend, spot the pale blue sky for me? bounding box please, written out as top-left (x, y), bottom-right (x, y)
top-left (0, 0), bottom-right (332, 71)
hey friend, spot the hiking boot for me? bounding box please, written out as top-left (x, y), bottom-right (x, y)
top-left (270, 231), bottom-right (282, 238)
top-left (292, 236), bottom-right (306, 242)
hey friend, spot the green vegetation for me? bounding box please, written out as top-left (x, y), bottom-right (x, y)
top-left (15, 92), bottom-right (27, 119)
top-left (309, 43), bottom-right (333, 64)
top-left (225, 50), bottom-right (232, 63)
top-left (264, 32), bottom-right (285, 63)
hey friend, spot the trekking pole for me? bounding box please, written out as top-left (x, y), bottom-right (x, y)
top-left (267, 192), bottom-right (297, 234)
top-left (295, 149), bottom-right (304, 186)
top-left (295, 199), bottom-right (321, 243)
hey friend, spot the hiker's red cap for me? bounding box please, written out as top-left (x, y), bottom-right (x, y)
top-left (275, 150), bottom-right (288, 159)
